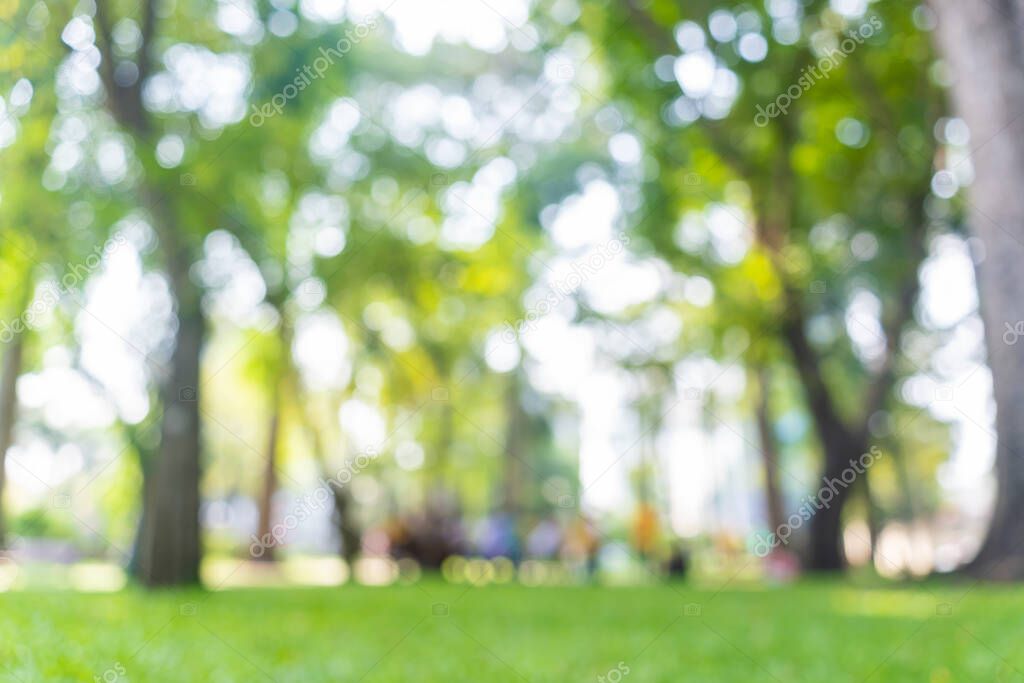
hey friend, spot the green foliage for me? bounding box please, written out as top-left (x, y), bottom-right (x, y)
top-left (9, 506), bottom-right (76, 539)
top-left (0, 0), bottom-right (962, 565)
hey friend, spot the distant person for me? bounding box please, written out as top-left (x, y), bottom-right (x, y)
top-left (666, 542), bottom-right (690, 579)
top-left (562, 515), bottom-right (600, 579)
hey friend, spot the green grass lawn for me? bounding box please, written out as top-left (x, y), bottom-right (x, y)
top-left (1, 579), bottom-right (1021, 682)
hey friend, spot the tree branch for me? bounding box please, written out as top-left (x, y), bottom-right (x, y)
top-left (94, 0), bottom-right (151, 136)
top-left (622, 0), bottom-right (674, 53)
top-left (857, 189), bottom-right (930, 433)
top-left (845, 56), bottom-right (898, 139)
top-left (92, 0), bottom-right (122, 118)
top-left (756, 94), bottom-right (853, 446)
top-left (621, 0), bottom-right (756, 178)
top-left (778, 282), bottom-right (853, 444)
top-left (138, 0), bottom-right (158, 85)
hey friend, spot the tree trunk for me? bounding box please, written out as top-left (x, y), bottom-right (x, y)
top-left (931, 0), bottom-right (1024, 579)
top-left (433, 398), bottom-right (454, 488)
top-left (134, 290), bottom-right (204, 586)
top-left (0, 326), bottom-right (25, 549)
top-left (299, 400), bottom-right (360, 565)
top-left (332, 482), bottom-right (361, 567)
top-left (806, 437), bottom-right (866, 571)
top-left (860, 467), bottom-right (882, 565)
top-left (255, 315), bottom-right (293, 562)
top-left (780, 307), bottom-right (862, 570)
top-left (501, 371), bottom-right (528, 517)
top-left (891, 441), bottom-right (918, 523)
top-left (255, 406), bottom-right (281, 563)
top-left (753, 368), bottom-right (786, 536)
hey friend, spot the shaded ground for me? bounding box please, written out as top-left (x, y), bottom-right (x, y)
top-left (0, 579), bottom-right (1019, 681)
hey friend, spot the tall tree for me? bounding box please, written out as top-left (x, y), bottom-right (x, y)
top-left (94, 0), bottom-right (203, 585)
top-left (601, 0), bottom-right (940, 569)
top-left (929, 0), bottom-right (1024, 579)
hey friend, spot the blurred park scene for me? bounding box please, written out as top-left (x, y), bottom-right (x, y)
top-left (4, 0), bottom-right (1024, 679)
